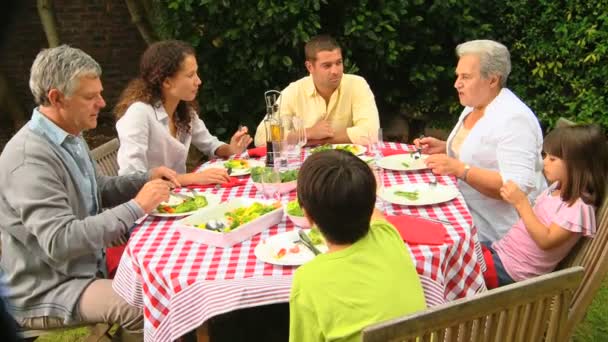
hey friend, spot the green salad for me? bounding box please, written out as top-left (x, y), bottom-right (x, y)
top-left (250, 166), bottom-right (298, 183)
top-left (286, 200), bottom-right (305, 216)
top-left (224, 159), bottom-right (250, 169)
top-left (310, 144), bottom-right (358, 155)
top-left (308, 227), bottom-right (325, 245)
top-left (156, 195), bottom-right (208, 214)
top-left (394, 190), bottom-right (420, 201)
top-left (196, 202), bottom-right (280, 232)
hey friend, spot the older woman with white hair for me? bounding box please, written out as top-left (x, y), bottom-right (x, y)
top-left (416, 40), bottom-right (545, 242)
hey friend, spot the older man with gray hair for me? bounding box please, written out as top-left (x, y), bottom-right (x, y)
top-left (0, 45), bottom-right (180, 337)
top-left (415, 39), bottom-right (545, 242)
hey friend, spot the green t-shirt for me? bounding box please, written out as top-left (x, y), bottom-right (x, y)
top-left (289, 220), bottom-right (426, 342)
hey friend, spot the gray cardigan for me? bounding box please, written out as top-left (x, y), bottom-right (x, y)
top-left (0, 125), bottom-right (147, 324)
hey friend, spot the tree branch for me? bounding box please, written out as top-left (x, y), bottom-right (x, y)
top-left (36, 0), bottom-right (60, 47)
top-left (125, 0), bottom-right (158, 45)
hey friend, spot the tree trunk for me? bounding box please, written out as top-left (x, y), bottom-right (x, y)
top-left (0, 71), bottom-right (27, 130)
top-left (125, 0), bottom-right (158, 45)
top-left (37, 0), bottom-right (60, 47)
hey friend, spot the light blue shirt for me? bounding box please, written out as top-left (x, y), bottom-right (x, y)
top-left (28, 109), bottom-right (99, 216)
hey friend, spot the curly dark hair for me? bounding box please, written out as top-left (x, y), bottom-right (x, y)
top-left (114, 40), bottom-right (199, 134)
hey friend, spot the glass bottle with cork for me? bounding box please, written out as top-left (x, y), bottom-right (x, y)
top-left (263, 90), bottom-right (282, 167)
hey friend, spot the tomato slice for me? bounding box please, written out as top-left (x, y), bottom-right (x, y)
top-left (289, 245), bottom-right (300, 254)
top-left (276, 248), bottom-right (287, 259)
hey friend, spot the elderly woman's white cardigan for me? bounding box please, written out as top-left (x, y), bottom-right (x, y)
top-left (447, 88), bottom-right (546, 242)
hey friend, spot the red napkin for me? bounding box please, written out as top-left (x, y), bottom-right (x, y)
top-left (106, 245), bottom-right (126, 279)
top-left (385, 215), bottom-right (447, 245)
top-left (187, 177), bottom-right (247, 190)
top-left (247, 146), bottom-right (267, 158)
top-left (481, 244), bottom-right (499, 289)
top-left (380, 148), bottom-right (407, 156)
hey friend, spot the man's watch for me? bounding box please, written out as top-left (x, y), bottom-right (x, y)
top-left (460, 164), bottom-right (471, 181)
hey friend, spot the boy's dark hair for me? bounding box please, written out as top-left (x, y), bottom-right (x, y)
top-left (297, 150), bottom-right (376, 244)
top-left (304, 35), bottom-right (341, 62)
top-left (543, 124), bottom-right (608, 207)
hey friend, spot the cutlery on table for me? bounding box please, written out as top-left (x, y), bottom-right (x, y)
top-left (407, 214), bottom-right (452, 226)
top-left (297, 230), bottom-right (321, 255)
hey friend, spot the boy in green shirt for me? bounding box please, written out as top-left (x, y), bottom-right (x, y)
top-left (290, 150), bottom-right (427, 342)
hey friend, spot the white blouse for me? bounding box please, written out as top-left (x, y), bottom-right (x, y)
top-left (116, 101), bottom-right (225, 175)
top-left (447, 88), bottom-right (547, 242)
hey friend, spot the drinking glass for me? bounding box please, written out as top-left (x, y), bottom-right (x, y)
top-left (280, 117), bottom-right (302, 167)
top-left (293, 117), bottom-right (307, 149)
top-left (260, 167), bottom-right (282, 202)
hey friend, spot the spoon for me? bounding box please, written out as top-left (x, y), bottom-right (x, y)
top-left (205, 219), bottom-right (226, 232)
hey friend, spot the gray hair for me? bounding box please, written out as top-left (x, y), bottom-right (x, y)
top-left (456, 40), bottom-right (511, 87)
top-left (29, 45), bottom-right (102, 106)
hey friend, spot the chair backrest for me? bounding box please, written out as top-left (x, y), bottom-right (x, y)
top-left (362, 267), bottom-right (584, 342)
top-left (557, 193), bottom-right (608, 338)
top-left (90, 138), bottom-right (120, 177)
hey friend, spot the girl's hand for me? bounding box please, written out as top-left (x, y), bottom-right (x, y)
top-left (424, 154), bottom-right (465, 177)
top-left (195, 168), bottom-right (231, 185)
top-left (500, 180), bottom-right (528, 206)
top-left (228, 126), bottom-right (253, 155)
top-left (413, 136), bottom-right (446, 155)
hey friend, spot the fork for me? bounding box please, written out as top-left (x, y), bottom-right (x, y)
top-left (413, 134), bottom-right (424, 160)
top-left (428, 172), bottom-right (438, 187)
top-left (297, 230), bottom-right (321, 255)
top-left (214, 167), bottom-right (233, 190)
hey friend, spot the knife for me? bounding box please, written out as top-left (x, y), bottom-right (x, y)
top-left (298, 230), bottom-right (322, 255)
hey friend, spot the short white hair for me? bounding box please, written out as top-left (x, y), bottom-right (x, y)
top-left (456, 39), bottom-right (511, 87)
top-left (29, 45), bottom-right (102, 106)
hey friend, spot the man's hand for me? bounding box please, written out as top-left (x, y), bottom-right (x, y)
top-left (228, 126), bottom-right (253, 155)
top-left (424, 154), bottom-right (465, 177)
top-left (413, 136), bottom-right (446, 155)
top-left (306, 120), bottom-right (334, 140)
top-left (149, 166), bottom-right (181, 188)
top-left (500, 180), bottom-right (528, 207)
top-left (134, 179), bottom-right (174, 213)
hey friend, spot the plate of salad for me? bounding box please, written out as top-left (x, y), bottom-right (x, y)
top-left (200, 159), bottom-right (265, 176)
top-left (150, 193), bottom-right (222, 217)
top-left (254, 228), bottom-right (328, 266)
top-left (310, 144), bottom-right (366, 156)
top-left (376, 153), bottom-right (429, 171)
top-left (379, 183), bottom-right (459, 206)
top-left (177, 198), bottom-right (283, 247)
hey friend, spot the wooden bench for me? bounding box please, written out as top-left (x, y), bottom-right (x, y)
top-left (362, 267), bottom-right (584, 342)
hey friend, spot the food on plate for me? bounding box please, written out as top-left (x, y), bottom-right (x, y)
top-left (310, 144), bottom-right (359, 155)
top-left (286, 200), bottom-right (305, 217)
top-left (250, 166), bottom-right (298, 183)
top-left (394, 190), bottom-right (420, 201)
top-left (307, 228), bottom-right (325, 246)
top-left (401, 161), bottom-right (410, 168)
top-left (224, 159), bottom-right (250, 170)
top-left (156, 194), bottom-right (209, 214)
top-left (195, 201), bottom-right (280, 232)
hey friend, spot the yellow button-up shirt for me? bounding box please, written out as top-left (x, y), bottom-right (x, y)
top-left (254, 74), bottom-right (380, 146)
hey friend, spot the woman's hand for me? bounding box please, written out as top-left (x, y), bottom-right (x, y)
top-left (500, 180), bottom-right (528, 207)
top-left (193, 168), bottom-right (231, 185)
top-left (413, 136), bottom-right (446, 155)
top-left (228, 126), bottom-right (253, 155)
top-left (424, 154), bottom-right (465, 177)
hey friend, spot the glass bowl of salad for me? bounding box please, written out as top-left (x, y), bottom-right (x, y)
top-left (251, 167), bottom-right (298, 195)
top-left (285, 200), bottom-right (311, 228)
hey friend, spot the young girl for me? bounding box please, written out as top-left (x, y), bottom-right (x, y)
top-left (483, 124), bottom-right (608, 288)
top-left (114, 40), bottom-right (252, 186)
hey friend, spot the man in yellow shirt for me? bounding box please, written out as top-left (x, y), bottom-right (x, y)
top-left (254, 35), bottom-right (380, 146)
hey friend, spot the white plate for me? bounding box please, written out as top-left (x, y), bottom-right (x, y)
top-left (177, 198), bottom-right (283, 247)
top-left (358, 155), bottom-right (375, 164)
top-left (255, 229), bottom-right (328, 266)
top-left (150, 193), bottom-right (222, 217)
top-left (380, 183), bottom-right (459, 206)
top-left (200, 159), bottom-right (265, 176)
top-left (311, 144), bottom-right (367, 156)
top-left (377, 153), bottom-right (429, 171)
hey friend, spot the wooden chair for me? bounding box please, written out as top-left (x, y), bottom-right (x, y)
top-left (362, 266), bottom-right (584, 342)
top-left (91, 137), bottom-right (120, 177)
top-left (557, 191), bottom-right (608, 339)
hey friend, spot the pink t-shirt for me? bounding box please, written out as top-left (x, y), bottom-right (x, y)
top-left (492, 182), bottom-right (596, 281)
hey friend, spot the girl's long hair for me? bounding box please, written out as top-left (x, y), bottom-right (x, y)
top-left (114, 40), bottom-right (199, 134)
top-left (543, 124), bottom-right (608, 207)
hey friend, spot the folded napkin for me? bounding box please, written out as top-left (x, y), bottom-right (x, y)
top-left (187, 177), bottom-right (247, 190)
top-left (106, 245), bottom-right (126, 279)
top-left (247, 146), bottom-right (267, 158)
top-left (380, 148), bottom-right (407, 157)
top-left (385, 215), bottom-right (447, 245)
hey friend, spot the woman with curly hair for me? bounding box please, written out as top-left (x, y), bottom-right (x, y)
top-left (114, 40), bottom-right (252, 185)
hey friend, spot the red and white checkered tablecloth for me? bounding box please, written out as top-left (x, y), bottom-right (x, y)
top-left (113, 143), bottom-right (487, 342)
